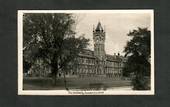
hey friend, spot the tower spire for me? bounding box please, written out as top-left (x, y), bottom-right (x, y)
top-left (95, 21), bottom-right (103, 31)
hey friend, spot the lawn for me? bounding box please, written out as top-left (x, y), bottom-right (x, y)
top-left (23, 77), bottom-right (132, 90)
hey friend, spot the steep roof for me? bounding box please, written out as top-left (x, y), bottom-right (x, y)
top-left (79, 49), bottom-right (95, 58)
top-left (78, 49), bottom-right (125, 62)
top-left (95, 22), bottom-right (103, 31)
top-left (106, 54), bottom-right (123, 62)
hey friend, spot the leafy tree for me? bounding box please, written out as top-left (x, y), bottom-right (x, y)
top-left (23, 13), bottom-right (89, 87)
top-left (123, 28), bottom-right (151, 90)
top-left (23, 59), bottom-right (31, 73)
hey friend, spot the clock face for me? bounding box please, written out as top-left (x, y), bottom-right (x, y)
top-left (97, 38), bottom-right (100, 42)
top-left (94, 34), bottom-right (105, 43)
top-left (95, 36), bottom-right (99, 42)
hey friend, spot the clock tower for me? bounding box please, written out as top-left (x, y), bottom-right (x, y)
top-left (93, 22), bottom-right (106, 60)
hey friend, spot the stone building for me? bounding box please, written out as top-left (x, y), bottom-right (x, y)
top-left (27, 22), bottom-right (126, 78)
top-left (62, 22), bottom-right (126, 78)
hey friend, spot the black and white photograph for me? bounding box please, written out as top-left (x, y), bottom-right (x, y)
top-left (18, 10), bottom-right (154, 95)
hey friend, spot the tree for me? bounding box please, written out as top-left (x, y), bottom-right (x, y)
top-left (23, 13), bottom-right (89, 87)
top-left (23, 59), bottom-right (31, 73)
top-left (123, 28), bottom-right (151, 90)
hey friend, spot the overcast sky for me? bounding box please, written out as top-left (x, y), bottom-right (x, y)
top-left (74, 12), bottom-right (151, 55)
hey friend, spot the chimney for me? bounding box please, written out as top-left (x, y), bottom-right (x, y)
top-left (114, 53), bottom-right (116, 58)
top-left (93, 25), bottom-right (95, 32)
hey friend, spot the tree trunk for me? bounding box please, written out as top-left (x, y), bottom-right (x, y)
top-left (63, 70), bottom-right (68, 90)
top-left (51, 66), bottom-right (58, 86)
top-left (52, 71), bottom-right (57, 85)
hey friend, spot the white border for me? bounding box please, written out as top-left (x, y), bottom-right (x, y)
top-left (18, 10), bottom-right (154, 95)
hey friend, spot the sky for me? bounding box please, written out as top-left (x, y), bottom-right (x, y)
top-left (73, 12), bottom-right (151, 55)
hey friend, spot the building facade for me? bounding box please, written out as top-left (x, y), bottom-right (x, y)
top-left (63, 22), bottom-right (126, 78)
top-left (27, 22), bottom-right (126, 78)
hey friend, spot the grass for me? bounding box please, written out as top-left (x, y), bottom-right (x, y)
top-left (23, 76), bottom-right (132, 90)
